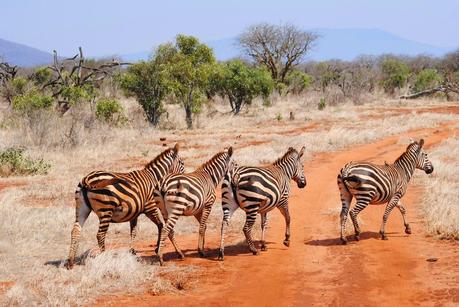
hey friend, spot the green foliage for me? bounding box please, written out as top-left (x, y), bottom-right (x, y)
top-left (32, 67), bottom-right (52, 86)
top-left (11, 77), bottom-right (28, 95)
top-left (120, 60), bottom-right (169, 126)
top-left (216, 60), bottom-right (274, 114)
top-left (413, 69), bottom-right (443, 92)
top-left (283, 70), bottom-right (312, 95)
top-left (60, 84), bottom-right (96, 106)
top-left (0, 148), bottom-right (51, 177)
top-left (318, 98), bottom-right (326, 110)
top-left (379, 58), bottom-right (410, 94)
top-left (157, 34), bottom-right (216, 129)
top-left (316, 62), bottom-right (339, 93)
top-left (95, 98), bottom-right (125, 124)
top-left (12, 91), bottom-right (53, 114)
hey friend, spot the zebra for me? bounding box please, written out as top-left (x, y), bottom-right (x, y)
top-left (66, 144), bottom-right (185, 269)
top-left (154, 147), bottom-right (234, 265)
top-left (218, 146), bottom-right (307, 260)
top-left (337, 138), bottom-right (434, 244)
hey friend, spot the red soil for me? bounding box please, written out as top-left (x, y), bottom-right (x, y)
top-left (95, 123), bottom-right (459, 306)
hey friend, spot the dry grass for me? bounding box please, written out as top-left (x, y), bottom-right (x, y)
top-left (420, 137), bottom-right (459, 239)
top-left (0, 94), bottom-right (458, 304)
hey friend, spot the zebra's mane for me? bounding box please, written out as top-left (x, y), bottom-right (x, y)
top-left (198, 151), bottom-right (228, 171)
top-left (144, 147), bottom-right (175, 170)
top-left (273, 148), bottom-right (298, 166)
top-left (394, 142), bottom-right (420, 165)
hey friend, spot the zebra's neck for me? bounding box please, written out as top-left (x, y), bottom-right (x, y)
top-left (200, 156), bottom-right (228, 186)
top-left (145, 155), bottom-right (172, 181)
top-left (274, 157), bottom-right (295, 179)
top-left (394, 150), bottom-right (416, 182)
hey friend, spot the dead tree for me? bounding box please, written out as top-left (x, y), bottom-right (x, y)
top-left (400, 82), bottom-right (459, 99)
top-left (43, 47), bottom-right (130, 114)
top-left (0, 61), bottom-right (19, 104)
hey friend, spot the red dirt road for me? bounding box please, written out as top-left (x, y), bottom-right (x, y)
top-left (98, 124), bottom-right (459, 307)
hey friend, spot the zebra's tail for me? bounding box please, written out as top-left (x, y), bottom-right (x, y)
top-left (340, 165), bottom-right (362, 189)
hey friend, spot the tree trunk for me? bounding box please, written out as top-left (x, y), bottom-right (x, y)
top-left (233, 99), bottom-right (243, 115)
top-left (185, 104), bottom-right (193, 129)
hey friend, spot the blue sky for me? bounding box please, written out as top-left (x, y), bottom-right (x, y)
top-left (1, 0), bottom-right (458, 56)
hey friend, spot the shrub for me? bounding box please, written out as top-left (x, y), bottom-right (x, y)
top-left (318, 98), bottom-right (326, 110)
top-left (0, 148), bottom-right (50, 177)
top-left (379, 58), bottom-right (410, 94)
top-left (95, 98), bottom-right (125, 124)
top-left (413, 69), bottom-right (443, 92)
top-left (12, 91), bottom-right (53, 114)
top-left (283, 70), bottom-right (312, 95)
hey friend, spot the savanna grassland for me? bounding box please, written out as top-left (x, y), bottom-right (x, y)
top-left (0, 94), bottom-right (458, 306)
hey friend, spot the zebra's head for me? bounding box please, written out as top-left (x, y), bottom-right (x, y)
top-left (410, 139), bottom-right (434, 174)
top-left (290, 146), bottom-right (307, 189)
top-left (169, 143), bottom-right (185, 174)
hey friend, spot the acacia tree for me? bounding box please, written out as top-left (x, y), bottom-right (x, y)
top-left (216, 60), bottom-right (274, 114)
top-left (238, 23), bottom-right (318, 84)
top-left (120, 59), bottom-right (169, 126)
top-left (158, 35), bottom-right (215, 129)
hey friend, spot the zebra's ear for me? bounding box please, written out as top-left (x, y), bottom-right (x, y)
top-left (288, 147), bottom-right (294, 152)
top-left (227, 146), bottom-right (233, 157)
top-left (173, 143), bottom-right (179, 154)
top-left (299, 146), bottom-right (305, 158)
top-left (419, 139), bottom-right (424, 148)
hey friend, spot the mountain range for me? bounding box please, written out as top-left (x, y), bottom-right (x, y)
top-left (1, 28), bottom-right (455, 67)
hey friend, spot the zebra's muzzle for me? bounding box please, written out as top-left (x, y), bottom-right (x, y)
top-left (297, 180), bottom-right (306, 188)
top-left (425, 166), bottom-right (434, 174)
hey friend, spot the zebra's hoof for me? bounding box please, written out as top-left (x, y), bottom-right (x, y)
top-left (283, 240), bottom-right (290, 247)
top-left (198, 251), bottom-right (206, 258)
top-left (218, 251), bottom-right (224, 261)
top-left (252, 250), bottom-right (260, 255)
top-left (178, 253), bottom-right (185, 260)
top-left (380, 233), bottom-right (388, 240)
top-left (341, 238), bottom-right (348, 245)
top-left (355, 235), bottom-right (360, 241)
top-left (65, 261), bottom-right (74, 270)
top-left (261, 245), bottom-right (267, 251)
top-left (405, 226), bottom-right (412, 234)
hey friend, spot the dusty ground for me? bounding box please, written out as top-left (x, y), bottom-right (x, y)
top-left (1, 101), bottom-right (458, 306)
top-left (93, 122), bottom-right (459, 307)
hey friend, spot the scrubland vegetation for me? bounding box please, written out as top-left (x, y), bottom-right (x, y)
top-left (0, 23), bottom-right (458, 305)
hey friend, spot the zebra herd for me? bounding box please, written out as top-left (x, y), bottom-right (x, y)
top-left (66, 139), bottom-right (433, 269)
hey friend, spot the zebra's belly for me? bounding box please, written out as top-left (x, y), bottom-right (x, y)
top-left (111, 203), bottom-right (144, 223)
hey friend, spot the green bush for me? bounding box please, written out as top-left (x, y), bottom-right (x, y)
top-left (95, 98), bottom-right (125, 124)
top-left (379, 58), bottom-right (410, 94)
top-left (318, 98), bottom-right (326, 110)
top-left (284, 70), bottom-right (312, 95)
top-left (12, 91), bottom-right (53, 114)
top-left (413, 69), bottom-right (443, 92)
top-left (0, 148), bottom-right (51, 177)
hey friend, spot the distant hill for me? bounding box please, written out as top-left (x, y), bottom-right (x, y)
top-left (119, 28), bottom-right (454, 62)
top-left (0, 38), bottom-right (54, 67)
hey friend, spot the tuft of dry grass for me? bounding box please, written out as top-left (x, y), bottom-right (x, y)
top-left (420, 137), bottom-right (459, 239)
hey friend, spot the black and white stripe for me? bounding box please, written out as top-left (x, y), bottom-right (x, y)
top-left (66, 144), bottom-right (184, 269)
top-left (155, 147), bottom-right (234, 265)
top-left (218, 146), bottom-right (306, 260)
top-left (337, 139), bottom-right (434, 244)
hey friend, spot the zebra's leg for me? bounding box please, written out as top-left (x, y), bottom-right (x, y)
top-left (67, 191), bottom-right (92, 269)
top-left (260, 213), bottom-right (268, 251)
top-left (144, 203), bottom-right (164, 254)
top-left (218, 199), bottom-right (239, 261)
top-left (338, 174), bottom-right (353, 244)
top-left (380, 197), bottom-right (399, 240)
top-left (396, 203), bottom-right (411, 234)
top-left (349, 200), bottom-right (369, 241)
top-left (168, 229), bottom-right (185, 259)
top-left (129, 218), bottom-right (138, 255)
top-left (278, 204), bottom-right (291, 247)
top-left (243, 209), bottom-right (259, 255)
top-left (157, 211), bottom-right (181, 266)
top-left (96, 213), bottom-right (113, 253)
top-left (196, 203), bottom-right (213, 258)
